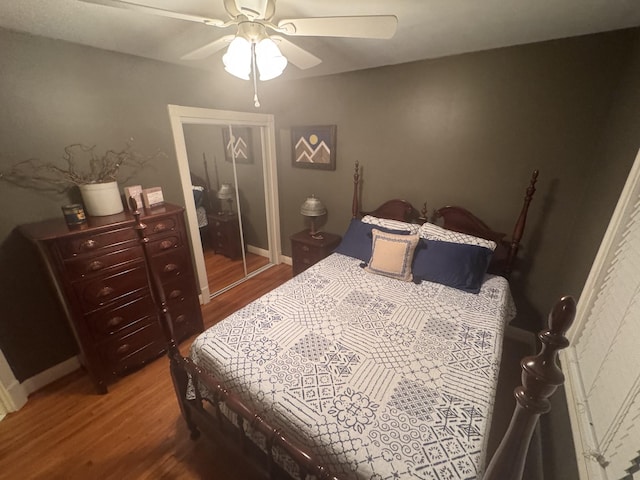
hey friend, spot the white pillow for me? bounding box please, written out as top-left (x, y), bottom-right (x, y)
top-left (361, 215), bottom-right (420, 234)
top-left (418, 222), bottom-right (497, 251)
top-left (365, 229), bottom-right (419, 282)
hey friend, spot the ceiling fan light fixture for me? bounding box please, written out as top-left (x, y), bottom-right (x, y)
top-left (222, 36), bottom-right (251, 80)
top-left (255, 38), bottom-right (287, 81)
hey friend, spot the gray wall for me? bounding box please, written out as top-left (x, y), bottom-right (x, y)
top-left (261, 28), bottom-right (640, 331)
top-left (0, 28), bottom-right (255, 380)
top-left (1, 25), bottom-right (639, 380)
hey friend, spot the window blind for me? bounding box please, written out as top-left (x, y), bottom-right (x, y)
top-left (564, 149), bottom-right (640, 480)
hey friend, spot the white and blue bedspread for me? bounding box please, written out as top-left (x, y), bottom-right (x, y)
top-left (189, 253), bottom-right (516, 479)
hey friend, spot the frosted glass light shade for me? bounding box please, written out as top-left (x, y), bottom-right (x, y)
top-left (255, 38), bottom-right (287, 81)
top-left (222, 37), bottom-right (251, 80)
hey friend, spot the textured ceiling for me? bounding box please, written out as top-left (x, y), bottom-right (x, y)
top-left (1, 0), bottom-right (640, 80)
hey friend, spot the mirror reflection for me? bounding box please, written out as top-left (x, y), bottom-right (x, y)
top-left (182, 124), bottom-right (270, 297)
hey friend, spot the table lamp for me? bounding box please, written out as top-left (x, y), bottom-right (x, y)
top-left (217, 183), bottom-right (235, 214)
top-left (300, 195), bottom-right (327, 238)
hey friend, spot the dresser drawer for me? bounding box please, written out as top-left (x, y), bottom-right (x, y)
top-left (145, 216), bottom-right (178, 237)
top-left (57, 227), bottom-right (138, 259)
top-left (73, 263), bottom-right (148, 311)
top-left (292, 242), bottom-right (326, 266)
top-left (85, 294), bottom-right (156, 340)
top-left (98, 322), bottom-right (165, 376)
top-left (146, 232), bottom-right (184, 255)
top-left (162, 276), bottom-right (196, 306)
top-left (170, 302), bottom-right (200, 342)
top-left (150, 248), bottom-right (192, 283)
top-left (64, 245), bottom-right (143, 280)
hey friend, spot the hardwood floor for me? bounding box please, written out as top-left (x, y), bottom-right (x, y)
top-left (203, 247), bottom-right (270, 296)
top-left (0, 262), bottom-right (561, 480)
top-left (0, 263), bottom-right (293, 480)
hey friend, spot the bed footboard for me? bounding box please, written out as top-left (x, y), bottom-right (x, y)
top-left (484, 295), bottom-right (576, 480)
top-left (129, 199), bottom-right (338, 480)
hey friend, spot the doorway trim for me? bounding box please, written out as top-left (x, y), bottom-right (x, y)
top-left (167, 105), bottom-right (281, 303)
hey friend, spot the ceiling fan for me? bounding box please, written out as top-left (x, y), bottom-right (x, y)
top-left (81, 0), bottom-right (397, 105)
top-left (81, 0), bottom-right (397, 71)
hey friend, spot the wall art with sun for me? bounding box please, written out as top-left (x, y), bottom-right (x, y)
top-left (291, 125), bottom-right (337, 170)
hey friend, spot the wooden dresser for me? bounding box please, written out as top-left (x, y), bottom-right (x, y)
top-left (207, 212), bottom-right (242, 260)
top-left (20, 203), bottom-right (203, 394)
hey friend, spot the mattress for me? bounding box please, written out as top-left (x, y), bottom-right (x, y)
top-left (189, 252), bottom-right (516, 479)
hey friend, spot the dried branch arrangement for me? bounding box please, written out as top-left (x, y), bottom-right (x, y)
top-left (0, 141), bottom-right (163, 193)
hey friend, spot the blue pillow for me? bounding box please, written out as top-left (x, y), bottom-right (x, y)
top-left (334, 219), bottom-right (409, 262)
top-left (412, 239), bottom-right (493, 293)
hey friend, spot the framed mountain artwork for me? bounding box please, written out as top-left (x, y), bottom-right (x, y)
top-left (291, 125), bottom-right (336, 170)
top-left (223, 127), bottom-right (252, 164)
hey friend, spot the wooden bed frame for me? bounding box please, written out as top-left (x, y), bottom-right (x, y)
top-left (129, 164), bottom-right (572, 480)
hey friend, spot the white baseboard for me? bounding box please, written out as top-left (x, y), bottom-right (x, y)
top-left (281, 255), bottom-right (292, 266)
top-left (21, 356), bottom-right (81, 397)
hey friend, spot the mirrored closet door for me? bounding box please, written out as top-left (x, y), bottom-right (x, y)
top-left (183, 123), bottom-right (270, 296)
top-left (168, 106), bottom-right (281, 302)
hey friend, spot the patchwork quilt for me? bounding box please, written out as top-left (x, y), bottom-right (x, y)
top-left (189, 253), bottom-right (515, 479)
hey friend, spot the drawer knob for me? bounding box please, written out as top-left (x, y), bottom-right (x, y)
top-left (87, 260), bottom-right (105, 272)
top-left (302, 245), bottom-right (310, 252)
top-left (163, 263), bottom-right (179, 273)
top-left (80, 239), bottom-right (97, 250)
top-left (303, 258), bottom-right (311, 265)
top-left (97, 286), bottom-right (115, 298)
top-left (216, 232), bottom-right (222, 238)
top-left (116, 344), bottom-right (131, 355)
top-left (168, 289), bottom-right (183, 300)
top-left (175, 314), bottom-right (186, 324)
top-left (215, 222), bottom-right (221, 227)
top-left (153, 223), bottom-right (168, 233)
top-left (107, 316), bottom-right (124, 328)
top-left (159, 240), bottom-right (174, 250)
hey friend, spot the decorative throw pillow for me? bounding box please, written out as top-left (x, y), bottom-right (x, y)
top-left (418, 222), bottom-right (497, 251)
top-left (412, 239), bottom-right (493, 293)
top-left (365, 229), bottom-right (419, 282)
top-left (361, 215), bottom-right (420, 234)
top-left (334, 219), bottom-right (410, 262)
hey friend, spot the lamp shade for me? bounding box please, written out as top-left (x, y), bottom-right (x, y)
top-left (222, 36), bottom-right (251, 80)
top-left (217, 183), bottom-right (234, 200)
top-left (300, 195), bottom-right (327, 217)
top-left (255, 38), bottom-right (287, 81)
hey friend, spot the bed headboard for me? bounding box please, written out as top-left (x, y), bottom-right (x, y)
top-left (350, 161), bottom-right (539, 277)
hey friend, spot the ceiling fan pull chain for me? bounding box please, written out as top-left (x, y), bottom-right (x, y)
top-left (251, 42), bottom-right (261, 108)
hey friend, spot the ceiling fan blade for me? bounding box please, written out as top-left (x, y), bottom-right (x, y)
top-left (181, 35), bottom-right (235, 60)
top-left (80, 0), bottom-right (226, 26)
top-left (271, 36), bottom-right (321, 70)
top-left (277, 15), bottom-right (397, 39)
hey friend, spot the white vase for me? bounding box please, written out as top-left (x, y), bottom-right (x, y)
top-left (79, 181), bottom-right (124, 216)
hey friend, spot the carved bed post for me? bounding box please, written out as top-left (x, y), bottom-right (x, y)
top-left (484, 295), bottom-right (576, 480)
top-left (505, 170), bottom-right (539, 276)
top-left (129, 197), bottom-right (200, 439)
top-left (351, 160), bottom-right (360, 218)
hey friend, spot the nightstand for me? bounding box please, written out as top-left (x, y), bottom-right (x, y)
top-left (290, 230), bottom-right (341, 276)
top-left (208, 212), bottom-right (242, 260)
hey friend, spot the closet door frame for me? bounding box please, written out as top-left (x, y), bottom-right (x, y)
top-left (167, 105), bottom-right (281, 303)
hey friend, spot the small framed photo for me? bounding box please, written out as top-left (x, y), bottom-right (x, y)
top-left (291, 125), bottom-right (337, 170)
top-left (142, 186), bottom-right (164, 209)
top-left (123, 185), bottom-right (143, 211)
top-left (222, 127), bottom-right (252, 164)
